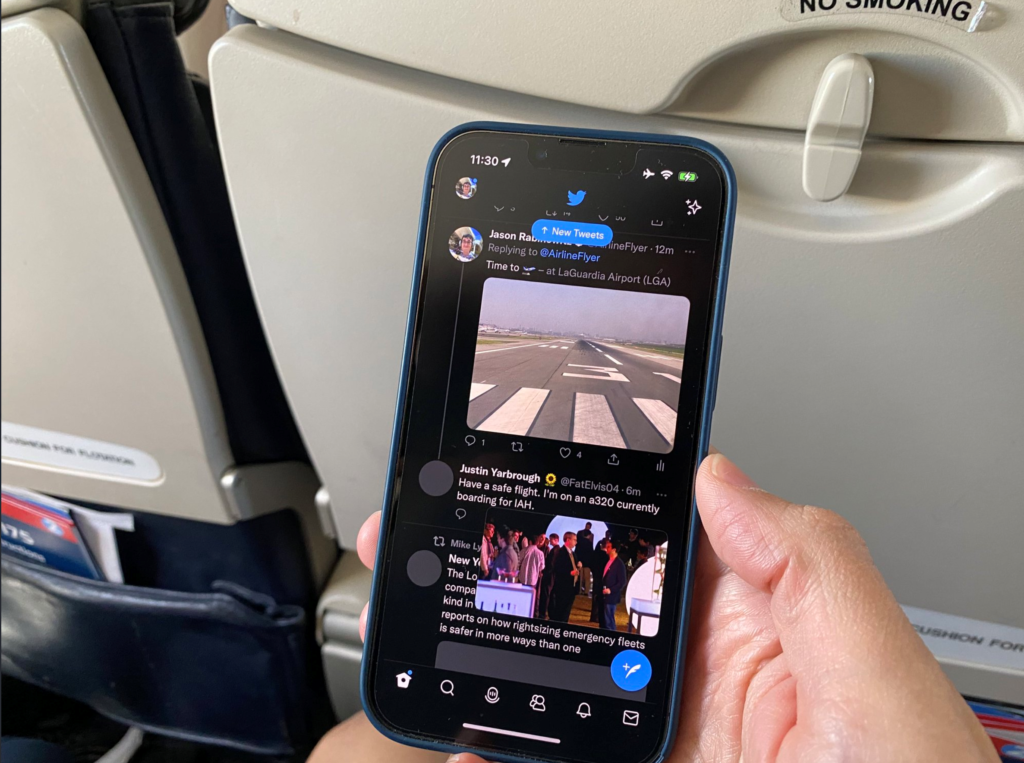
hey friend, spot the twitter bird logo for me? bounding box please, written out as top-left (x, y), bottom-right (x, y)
top-left (567, 190), bottom-right (587, 206)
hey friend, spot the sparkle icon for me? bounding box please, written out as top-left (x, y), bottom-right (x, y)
top-left (686, 199), bottom-right (702, 216)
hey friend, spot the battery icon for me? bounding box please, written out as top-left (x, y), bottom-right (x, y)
top-left (678, 172), bottom-right (698, 182)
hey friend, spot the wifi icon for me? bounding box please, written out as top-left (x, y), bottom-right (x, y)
top-left (660, 170), bottom-right (673, 180)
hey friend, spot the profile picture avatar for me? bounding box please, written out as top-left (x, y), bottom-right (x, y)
top-left (449, 227), bottom-right (483, 263)
top-left (455, 177), bottom-right (477, 199)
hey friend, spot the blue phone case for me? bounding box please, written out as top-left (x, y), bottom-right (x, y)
top-left (361, 121), bottom-right (737, 763)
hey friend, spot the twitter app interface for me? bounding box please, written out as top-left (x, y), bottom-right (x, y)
top-left (366, 132), bottom-right (727, 763)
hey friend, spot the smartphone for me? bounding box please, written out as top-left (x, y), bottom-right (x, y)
top-left (362, 123), bottom-right (735, 763)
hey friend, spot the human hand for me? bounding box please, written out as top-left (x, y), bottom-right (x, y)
top-left (334, 453), bottom-right (996, 763)
top-left (672, 453), bottom-right (996, 763)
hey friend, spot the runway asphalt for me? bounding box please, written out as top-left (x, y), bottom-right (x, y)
top-left (467, 336), bottom-right (684, 453)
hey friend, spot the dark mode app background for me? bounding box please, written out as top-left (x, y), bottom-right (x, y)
top-left (367, 132), bottom-right (727, 763)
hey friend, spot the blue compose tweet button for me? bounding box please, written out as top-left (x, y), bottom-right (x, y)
top-left (531, 219), bottom-right (613, 247)
top-left (610, 649), bottom-right (652, 692)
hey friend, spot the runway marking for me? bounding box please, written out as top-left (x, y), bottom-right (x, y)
top-left (469, 383), bottom-right (496, 400)
top-left (475, 341), bottom-right (551, 355)
top-left (539, 344), bottom-right (550, 348)
top-left (633, 353), bottom-right (683, 368)
top-left (477, 387), bottom-right (550, 435)
top-left (633, 398), bottom-right (677, 445)
top-left (563, 364), bottom-right (630, 382)
top-left (572, 393), bottom-right (626, 448)
top-left (603, 353), bottom-right (623, 366)
top-left (654, 372), bottom-right (682, 383)
top-left (605, 345), bottom-right (684, 369)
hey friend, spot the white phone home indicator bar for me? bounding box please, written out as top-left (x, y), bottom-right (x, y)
top-left (462, 723), bottom-right (560, 744)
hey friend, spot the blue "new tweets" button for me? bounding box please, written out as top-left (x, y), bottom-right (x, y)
top-left (531, 220), bottom-right (613, 247)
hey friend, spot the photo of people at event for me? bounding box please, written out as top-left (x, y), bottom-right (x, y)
top-left (475, 509), bottom-right (667, 635)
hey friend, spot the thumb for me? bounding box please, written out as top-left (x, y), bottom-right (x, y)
top-left (695, 454), bottom-right (996, 760)
top-left (694, 454), bottom-right (927, 690)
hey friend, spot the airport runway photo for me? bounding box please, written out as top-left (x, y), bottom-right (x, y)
top-left (468, 336), bottom-right (684, 453)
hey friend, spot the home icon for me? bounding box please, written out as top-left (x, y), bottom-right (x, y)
top-left (396, 670), bottom-right (413, 688)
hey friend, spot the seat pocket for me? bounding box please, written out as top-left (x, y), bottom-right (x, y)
top-left (1, 556), bottom-right (311, 755)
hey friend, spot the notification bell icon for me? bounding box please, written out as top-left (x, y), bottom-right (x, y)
top-left (576, 702), bottom-right (591, 719)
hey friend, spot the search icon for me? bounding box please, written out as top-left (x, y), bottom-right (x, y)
top-left (440, 679), bottom-right (455, 696)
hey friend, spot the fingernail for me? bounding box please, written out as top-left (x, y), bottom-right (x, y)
top-left (709, 453), bottom-right (759, 489)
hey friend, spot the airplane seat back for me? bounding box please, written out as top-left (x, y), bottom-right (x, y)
top-left (1, 3), bottom-right (335, 753)
top-left (206, 0), bottom-right (1024, 722)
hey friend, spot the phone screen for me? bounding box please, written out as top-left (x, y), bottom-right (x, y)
top-left (364, 128), bottom-right (730, 763)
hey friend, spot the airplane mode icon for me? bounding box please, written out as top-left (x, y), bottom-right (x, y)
top-left (642, 168), bottom-right (655, 179)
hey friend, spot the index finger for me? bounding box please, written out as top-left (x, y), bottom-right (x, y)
top-left (357, 510), bottom-right (381, 570)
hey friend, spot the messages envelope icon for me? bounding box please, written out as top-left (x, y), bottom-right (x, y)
top-left (622, 710), bottom-right (640, 727)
